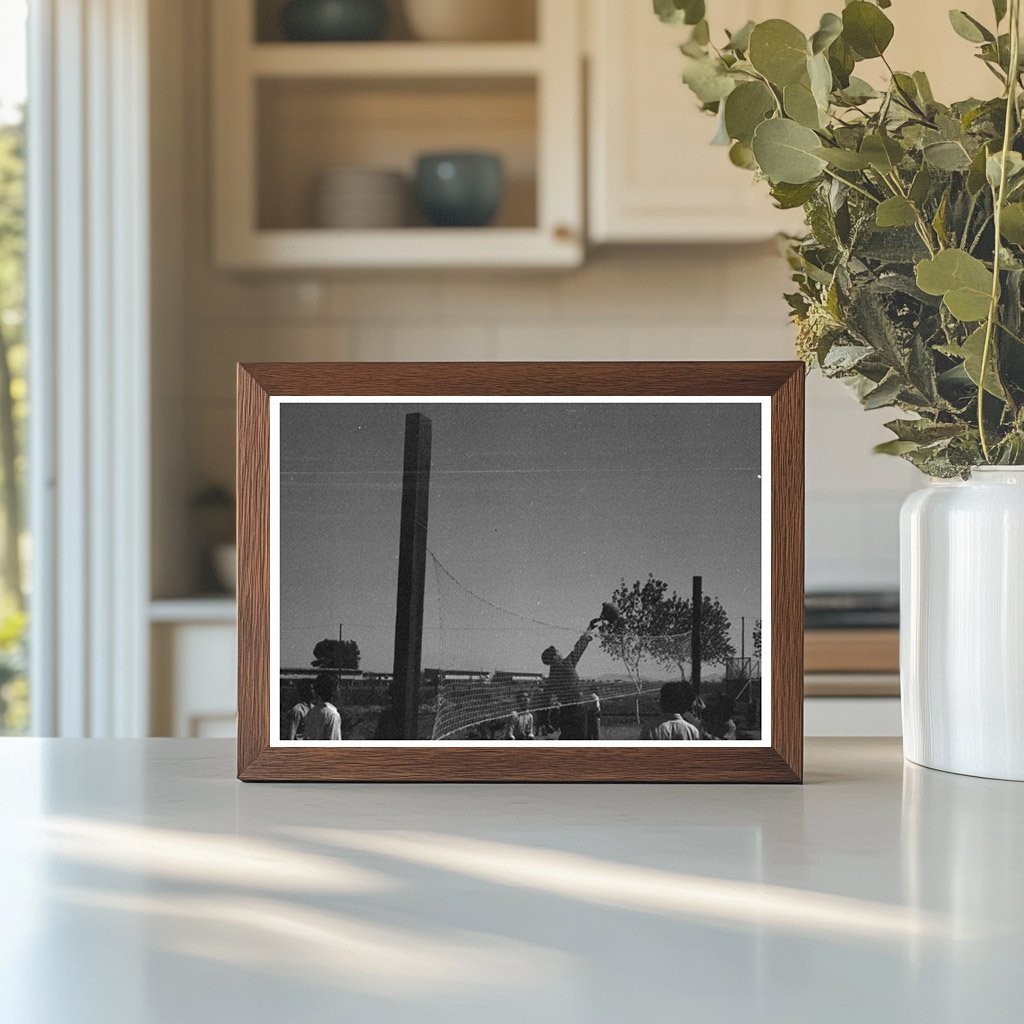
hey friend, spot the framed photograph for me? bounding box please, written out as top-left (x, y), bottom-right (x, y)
top-left (237, 362), bottom-right (804, 782)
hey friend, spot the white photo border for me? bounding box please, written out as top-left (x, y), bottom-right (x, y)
top-left (269, 395), bottom-right (772, 748)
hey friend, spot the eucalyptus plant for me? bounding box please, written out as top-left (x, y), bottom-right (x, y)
top-left (657, 0), bottom-right (1024, 475)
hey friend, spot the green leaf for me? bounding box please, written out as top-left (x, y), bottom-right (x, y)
top-left (875, 439), bottom-right (922, 455)
top-left (814, 146), bottom-right (872, 170)
top-left (993, 0), bottom-right (1008, 24)
top-left (842, 1), bottom-right (895, 59)
top-left (986, 150), bottom-right (1024, 191)
top-left (923, 140), bottom-right (972, 171)
top-left (723, 81), bottom-right (775, 144)
top-left (891, 72), bottom-right (925, 113)
top-left (862, 374), bottom-right (903, 409)
top-left (684, 2), bottom-right (706, 27)
top-left (729, 140), bottom-right (757, 169)
top-left (807, 51), bottom-right (833, 109)
top-left (1000, 203), bottom-right (1024, 244)
top-left (653, 0), bottom-right (705, 26)
top-left (810, 12), bottom-right (843, 54)
top-left (876, 197), bottom-right (918, 228)
top-left (967, 144), bottom-right (991, 193)
top-left (909, 164), bottom-right (933, 205)
top-left (653, 0), bottom-right (682, 24)
top-left (784, 81), bottom-right (824, 129)
top-left (771, 180), bottom-right (820, 209)
top-left (860, 133), bottom-right (904, 173)
top-left (913, 71), bottom-right (935, 104)
top-left (751, 118), bottom-right (828, 184)
top-left (932, 190), bottom-right (950, 247)
top-left (948, 10), bottom-right (994, 44)
top-left (837, 76), bottom-right (879, 104)
top-left (885, 418), bottom-right (964, 443)
top-left (682, 57), bottom-right (736, 104)
top-left (915, 249), bottom-right (994, 322)
top-left (827, 35), bottom-right (856, 88)
top-left (724, 20), bottom-right (755, 53)
top-left (939, 325), bottom-right (1006, 398)
top-left (748, 20), bottom-right (809, 87)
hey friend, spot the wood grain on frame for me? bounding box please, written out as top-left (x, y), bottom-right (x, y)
top-left (237, 362), bottom-right (805, 783)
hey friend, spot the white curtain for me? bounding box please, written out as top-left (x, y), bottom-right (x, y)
top-left (28, 0), bottom-right (150, 736)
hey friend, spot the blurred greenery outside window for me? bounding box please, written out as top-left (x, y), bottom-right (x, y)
top-left (0, 0), bottom-right (28, 734)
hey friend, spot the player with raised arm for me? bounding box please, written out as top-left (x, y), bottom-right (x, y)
top-left (539, 603), bottom-right (620, 740)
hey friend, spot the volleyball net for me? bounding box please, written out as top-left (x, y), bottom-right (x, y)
top-left (429, 553), bottom-right (690, 739)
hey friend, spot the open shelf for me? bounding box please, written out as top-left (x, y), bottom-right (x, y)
top-left (257, 76), bottom-right (538, 232)
top-left (213, 0), bottom-right (582, 269)
top-left (218, 227), bottom-right (578, 269)
top-left (249, 41), bottom-right (544, 78)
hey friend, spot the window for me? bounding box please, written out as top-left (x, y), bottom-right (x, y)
top-left (0, 0), bottom-right (28, 734)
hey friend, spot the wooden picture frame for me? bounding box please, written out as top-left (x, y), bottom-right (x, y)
top-left (237, 362), bottom-right (804, 782)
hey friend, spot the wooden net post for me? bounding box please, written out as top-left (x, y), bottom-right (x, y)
top-left (692, 575), bottom-right (703, 697)
top-left (390, 412), bottom-right (432, 740)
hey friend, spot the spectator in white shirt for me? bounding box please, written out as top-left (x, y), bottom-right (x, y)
top-left (301, 676), bottom-right (343, 741)
top-left (640, 682), bottom-right (701, 741)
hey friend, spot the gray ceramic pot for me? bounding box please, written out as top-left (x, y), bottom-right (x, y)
top-left (281, 0), bottom-right (388, 41)
top-left (415, 152), bottom-right (505, 227)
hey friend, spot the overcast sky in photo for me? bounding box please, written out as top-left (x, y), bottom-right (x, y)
top-left (278, 400), bottom-right (763, 675)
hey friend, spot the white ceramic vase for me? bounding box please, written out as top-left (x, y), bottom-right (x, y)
top-left (901, 467), bottom-right (1024, 780)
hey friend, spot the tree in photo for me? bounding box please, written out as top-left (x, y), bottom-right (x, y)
top-left (657, 592), bottom-right (737, 690)
top-left (312, 638), bottom-right (361, 671)
top-left (597, 576), bottom-right (674, 722)
top-left (753, 618), bottom-right (762, 658)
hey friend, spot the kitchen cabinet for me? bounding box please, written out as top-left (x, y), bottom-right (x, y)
top-left (587, 0), bottom-right (999, 244)
top-left (211, 0), bottom-right (583, 269)
top-left (150, 600), bottom-right (237, 737)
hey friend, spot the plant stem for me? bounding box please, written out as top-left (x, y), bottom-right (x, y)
top-left (822, 167), bottom-right (880, 205)
top-left (979, 0), bottom-right (1021, 462)
top-left (884, 171), bottom-right (939, 254)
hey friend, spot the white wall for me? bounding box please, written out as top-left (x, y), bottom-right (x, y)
top-left (156, 0), bottom-right (921, 599)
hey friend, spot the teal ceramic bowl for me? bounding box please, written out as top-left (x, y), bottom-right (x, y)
top-left (281, 0), bottom-right (388, 42)
top-left (415, 152), bottom-right (505, 228)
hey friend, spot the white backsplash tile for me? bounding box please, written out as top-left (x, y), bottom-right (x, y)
top-left (326, 275), bottom-right (445, 321)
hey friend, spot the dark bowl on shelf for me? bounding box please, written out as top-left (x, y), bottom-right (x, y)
top-left (280, 0), bottom-right (388, 42)
top-left (415, 152), bottom-right (505, 228)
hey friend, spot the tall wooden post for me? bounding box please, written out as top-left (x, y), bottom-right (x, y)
top-left (389, 413), bottom-right (432, 740)
top-left (691, 575), bottom-right (703, 697)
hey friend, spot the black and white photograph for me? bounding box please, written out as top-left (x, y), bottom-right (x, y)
top-left (271, 397), bottom-right (770, 746)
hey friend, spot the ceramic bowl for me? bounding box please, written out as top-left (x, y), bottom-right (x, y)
top-left (403, 0), bottom-right (534, 42)
top-left (415, 152), bottom-right (504, 227)
top-left (316, 168), bottom-right (407, 228)
top-left (281, 0), bottom-right (388, 42)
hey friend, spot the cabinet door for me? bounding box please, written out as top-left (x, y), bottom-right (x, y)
top-left (587, 0), bottom-right (997, 244)
top-left (587, 0), bottom-right (808, 243)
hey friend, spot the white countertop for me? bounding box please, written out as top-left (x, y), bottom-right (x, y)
top-left (0, 738), bottom-right (1020, 1023)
